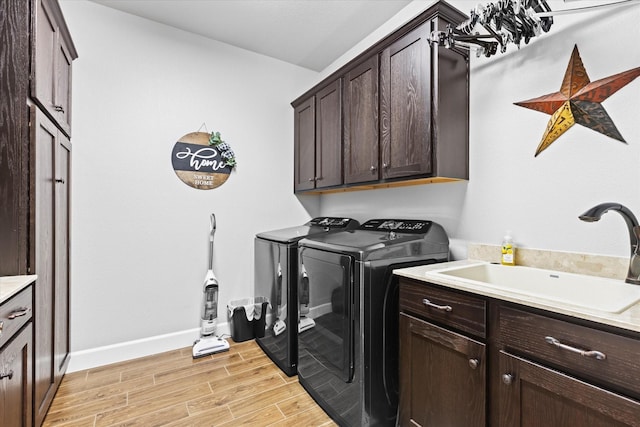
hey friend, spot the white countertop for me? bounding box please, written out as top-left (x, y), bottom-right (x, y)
top-left (0, 275), bottom-right (36, 304)
top-left (394, 260), bottom-right (640, 334)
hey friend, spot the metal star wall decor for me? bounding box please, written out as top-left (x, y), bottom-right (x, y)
top-left (515, 45), bottom-right (640, 156)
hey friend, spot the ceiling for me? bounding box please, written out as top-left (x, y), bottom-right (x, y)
top-left (89, 0), bottom-right (413, 71)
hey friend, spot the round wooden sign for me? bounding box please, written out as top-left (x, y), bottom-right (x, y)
top-left (171, 132), bottom-right (233, 190)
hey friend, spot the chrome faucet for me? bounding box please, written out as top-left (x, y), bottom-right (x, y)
top-left (579, 202), bottom-right (640, 285)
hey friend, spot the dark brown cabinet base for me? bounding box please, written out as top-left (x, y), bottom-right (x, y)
top-left (399, 313), bottom-right (486, 427)
top-left (499, 351), bottom-right (640, 426)
top-left (399, 277), bottom-right (640, 427)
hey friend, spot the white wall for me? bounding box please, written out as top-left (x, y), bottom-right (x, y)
top-left (62, 0), bottom-right (640, 370)
top-left (318, 0), bottom-right (640, 260)
top-left (60, 1), bottom-right (320, 370)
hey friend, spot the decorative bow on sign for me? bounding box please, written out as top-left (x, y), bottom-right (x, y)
top-left (514, 45), bottom-right (640, 156)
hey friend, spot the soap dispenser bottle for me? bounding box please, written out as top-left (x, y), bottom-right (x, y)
top-left (501, 232), bottom-right (516, 266)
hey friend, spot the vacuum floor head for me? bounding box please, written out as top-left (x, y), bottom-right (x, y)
top-left (192, 336), bottom-right (230, 358)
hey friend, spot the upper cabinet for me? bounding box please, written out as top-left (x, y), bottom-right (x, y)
top-left (292, 1), bottom-right (469, 194)
top-left (344, 56), bottom-right (379, 185)
top-left (32, 0), bottom-right (78, 137)
top-left (380, 23), bottom-right (432, 180)
top-left (293, 79), bottom-right (343, 192)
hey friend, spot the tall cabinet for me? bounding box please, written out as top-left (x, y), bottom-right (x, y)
top-left (0, 0), bottom-right (76, 425)
top-left (31, 1), bottom-right (76, 425)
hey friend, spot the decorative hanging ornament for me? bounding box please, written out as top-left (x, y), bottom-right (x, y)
top-left (171, 131), bottom-right (237, 190)
top-left (514, 45), bottom-right (640, 156)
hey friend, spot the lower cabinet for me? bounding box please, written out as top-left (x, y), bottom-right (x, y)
top-left (399, 313), bottom-right (486, 427)
top-left (0, 325), bottom-right (33, 427)
top-left (499, 351), bottom-right (640, 426)
top-left (398, 277), bottom-right (640, 427)
top-left (0, 285), bottom-right (34, 427)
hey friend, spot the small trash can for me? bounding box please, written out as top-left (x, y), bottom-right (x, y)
top-left (227, 297), bottom-right (270, 342)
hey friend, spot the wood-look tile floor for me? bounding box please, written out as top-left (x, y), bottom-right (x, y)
top-left (43, 339), bottom-right (337, 427)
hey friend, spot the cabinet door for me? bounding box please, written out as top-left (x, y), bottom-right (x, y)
top-left (32, 107), bottom-right (70, 426)
top-left (54, 133), bottom-right (71, 382)
top-left (499, 351), bottom-right (640, 426)
top-left (0, 324), bottom-right (33, 427)
top-left (315, 80), bottom-right (343, 188)
top-left (380, 24), bottom-right (432, 179)
top-left (399, 313), bottom-right (485, 427)
top-left (33, 0), bottom-right (74, 136)
top-left (344, 56), bottom-right (379, 184)
top-left (293, 97), bottom-right (316, 192)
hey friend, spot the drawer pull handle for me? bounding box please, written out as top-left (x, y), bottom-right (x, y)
top-left (422, 298), bottom-right (453, 312)
top-left (544, 336), bottom-right (606, 360)
top-left (54, 105), bottom-right (65, 113)
top-left (0, 370), bottom-right (14, 380)
top-left (0, 320), bottom-right (3, 335)
top-left (8, 307), bottom-right (30, 319)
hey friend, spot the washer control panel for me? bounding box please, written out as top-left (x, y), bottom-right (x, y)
top-left (308, 217), bottom-right (358, 229)
top-left (360, 219), bottom-right (432, 233)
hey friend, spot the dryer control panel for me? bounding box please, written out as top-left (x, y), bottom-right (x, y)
top-left (360, 219), bottom-right (432, 233)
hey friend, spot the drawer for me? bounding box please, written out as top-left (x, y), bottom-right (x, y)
top-left (0, 285), bottom-right (33, 349)
top-left (399, 279), bottom-right (486, 338)
top-left (499, 306), bottom-right (640, 397)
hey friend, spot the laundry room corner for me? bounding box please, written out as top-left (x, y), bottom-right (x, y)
top-left (59, 0), bottom-right (321, 371)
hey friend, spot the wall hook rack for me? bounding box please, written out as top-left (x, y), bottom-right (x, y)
top-left (431, 0), bottom-right (640, 57)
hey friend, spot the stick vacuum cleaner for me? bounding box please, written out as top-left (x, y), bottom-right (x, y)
top-left (192, 213), bottom-right (230, 358)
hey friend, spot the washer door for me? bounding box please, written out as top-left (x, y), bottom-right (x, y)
top-left (298, 247), bottom-right (354, 382)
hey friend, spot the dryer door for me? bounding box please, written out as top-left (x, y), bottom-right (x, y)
top-left (298, 247), bottom-right (354, 382)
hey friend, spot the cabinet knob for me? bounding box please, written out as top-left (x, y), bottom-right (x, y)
top-left (468, 358), bottom-right (480, 370)
top-left (308, 178), bottom-right (315, 182)
top-left (54, 105), bottom-right (65, 113)
top-left (0, 370), bottom-right (14, 380)
top-left (383, 163), bottom-right (388, 169)
top-left (502, 373), bottom-right (514, 385)
top-left (370, 166), bottom-right (377, 172)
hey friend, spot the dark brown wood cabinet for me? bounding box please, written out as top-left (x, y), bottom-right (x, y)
top-left (293, 79), bottom-right (343, 192)
top-left (380, 16), bottom-right (468, 182)
top-left (498, 306), bottom-right (640, 426)
top-left (380, 23), bottom-right (432, 180)
top-left (399, 279), bottom-right (486, 427)
top-left (33, 0), bottom-right (75, 137)
top-left (499, 351), bottom-right (640, 426)
top-left (0, 286), bottom-right (34, 427)
top-left (314, 80), bottom-right (343, 189)
top-left (0, 0), bottom-right (76, 425)
top-left (399, 313), bottom-right (486, 427)
top-left (344, 56), bottom-right (380, 185)
top-left (293, 97), bottom-right (316, 192)
top-left (31, 108), bottom-right (71, 426)
top-left (292, 1), bottom-right (469, 193)
top-left (0, 0), bottom-right (30, 276)
top-left (398, 277), bottom-right (640, 427)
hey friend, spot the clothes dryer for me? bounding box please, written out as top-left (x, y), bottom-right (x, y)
top-left (254, 217), bottom-right (359, 376)
top-left (296, 219), bottom-right (449, 426)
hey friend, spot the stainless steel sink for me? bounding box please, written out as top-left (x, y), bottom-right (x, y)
top-left (431, 263), bottom-right (640, 313)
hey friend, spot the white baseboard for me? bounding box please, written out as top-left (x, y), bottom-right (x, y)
top-left (67, 321), bottom-right (230, 373)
